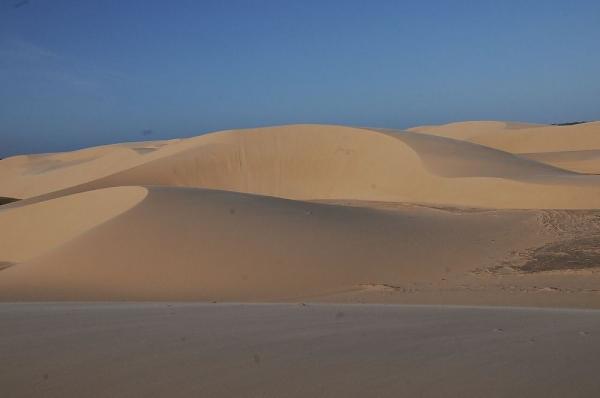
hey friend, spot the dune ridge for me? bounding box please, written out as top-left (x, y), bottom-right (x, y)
top-left (3, 124), bottom-right (600, 209)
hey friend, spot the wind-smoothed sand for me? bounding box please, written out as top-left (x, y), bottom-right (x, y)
top-left (409, 120), bottom-right (600, 173)
top-left (0, 186), bottom-right (147, 264)
top-left (2, 303), bottom-right (600, 398)
top-left (0, 186), bottom-right (555, 301)
top-left (3, 125), bottom-right (600, 209)
top-left (0, 139), bottom-right (179, 199)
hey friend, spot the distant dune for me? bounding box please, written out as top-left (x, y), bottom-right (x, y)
top-left (3, 125), bottom-right (600, 208)
top-left (1, 123), bottom-right (600, 304)
top-left (409, 120), bottom-right (600, 173)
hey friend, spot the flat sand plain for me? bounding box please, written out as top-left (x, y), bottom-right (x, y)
top-left (2, 303), bottom-right (600, 398)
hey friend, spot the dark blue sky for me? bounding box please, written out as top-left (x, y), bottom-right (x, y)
top-left (1, 0), bottom-right (599, 157)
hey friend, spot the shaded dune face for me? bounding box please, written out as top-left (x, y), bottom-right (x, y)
top-left (0, 187), bottom-right (544, 301)
top-left (7, 124), bottom-right (600, 209)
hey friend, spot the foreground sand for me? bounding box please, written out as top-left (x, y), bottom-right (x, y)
top-left (1, 303), bottom-right (600, 398)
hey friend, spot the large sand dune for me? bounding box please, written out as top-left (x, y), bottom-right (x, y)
top-left (3, 125), bottom-right (600, 209)
top-left (1, 123), bottom-right (600, 304)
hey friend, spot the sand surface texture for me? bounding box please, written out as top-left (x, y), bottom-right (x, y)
top-left (1, 303), bottom-right (600, 398)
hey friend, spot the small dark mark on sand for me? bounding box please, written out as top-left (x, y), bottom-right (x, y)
top-left (0, 197), bottom-right (19, 206)
top-left (336, 311), bottom-right (345, 319)
top-left (253, 354), bottom-right (261, 364)
top-left (0, 262), bottom-right (15, 271)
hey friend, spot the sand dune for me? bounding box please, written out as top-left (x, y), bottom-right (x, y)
top-left (1, 184), bottom-right (599, 304)
top-left (0, 187), bottom-right (147, 264)
top-left (407, 120), bottom-right (547, 140)
top-left (1, 123), bottom-right (600, 304)
top-left (409, 120), bottom-right (600, 173)
top-left (3, 125), bottom-right (600, 209)
top-left (0, 139), bottom-right (181, 199)
top-left (0, 185), bottom-right (552, 301)
top-left (519, 149), bottom-right (600, 174)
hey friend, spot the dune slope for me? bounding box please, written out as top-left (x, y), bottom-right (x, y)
top-left (409, 121), bottom-right (600, 173)
top-left (0, 187), bottom-right (147, 264)
top-left (0, 186), bottom-right (551, 301)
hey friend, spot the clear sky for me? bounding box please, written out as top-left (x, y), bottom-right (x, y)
top-left (1, 0), bottom-right (599, 157)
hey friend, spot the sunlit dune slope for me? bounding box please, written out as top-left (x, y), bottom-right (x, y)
top-left (0, 187), bottom-right (147, 264)
top-left (4, 125), bottom-right (600, 209)
top-left (407, 121), bottom-right (546, 140)
top-left (0, 139), bottom-right (180, 198)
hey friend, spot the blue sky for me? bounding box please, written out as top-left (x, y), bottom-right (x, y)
top-left (1, 0), bottom-right (599, 157)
